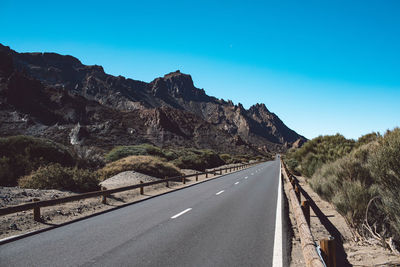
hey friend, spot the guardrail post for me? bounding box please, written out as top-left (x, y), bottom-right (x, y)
top-left (182, 176), bottom-right (186, 184)
top-left (101, 187), bottom-right (107, 204)
top-left (301, 200), bottom-right (310, 226)
top-left (206, 172), bottom-right (208, 178)
top-left (295, 185), bottom-right (301, 202)
top-left (320, 237), bottom-right (336, 267)
top-left (196, 172), bottom-right (199, 181)
top-left (33, 198), bottom-right (41, 222)
top-left (165, 176), bottom-right (169, 188)
top-left (140, 181), bottom-right (144, 195)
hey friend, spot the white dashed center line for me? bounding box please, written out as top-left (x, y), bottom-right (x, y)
top-left (216, 190), bottom-right (224, 195)
top-left (171, 208), bottom-right (192, 219)
top-left (244, 176), bottom-right (248, 179)
top-left (234, 182), bottom-right (239, 185)
top-left (251, 173), bottom-right (254, 175)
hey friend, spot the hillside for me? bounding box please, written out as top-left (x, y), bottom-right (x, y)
top-left (0, 44), bottom-right (306, 154)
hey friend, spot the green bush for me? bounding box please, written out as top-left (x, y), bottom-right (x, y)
top-left (18, 163), bottom-right (100, 192)
top-left (369, 128), bottom-right (400, 240)
top-left (0, 135), bottom-right (76, 186)
top-left (172, 149), bottom-right (225, 171)
top-left (286, 134), bottom-right (356, 177)
top-left (98, 155), bottom-right (182, 180)
top-left (220, 153), bottom-right (232, 163)
top-left (105, 144), bottom-right (165, 162)
top-left (309, 143), bottom-right (378, 226)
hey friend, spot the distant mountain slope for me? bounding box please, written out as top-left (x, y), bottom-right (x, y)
top-left (0, 44), bottom-right (306, 153)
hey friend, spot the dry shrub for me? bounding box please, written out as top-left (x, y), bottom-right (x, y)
top-left (97, 155), bottom-right (182, 180)
top-left (309, 142), bottom-right (379, 227)
top-left (369, 128), bottom-right (400, 240)
top-left (18, 163), bottom-right (100, 192)
top-left (0, 135), bottom-right (76, 186)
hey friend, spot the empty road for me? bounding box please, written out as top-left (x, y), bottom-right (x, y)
top-left (0, 159), bottom-right (282, 266)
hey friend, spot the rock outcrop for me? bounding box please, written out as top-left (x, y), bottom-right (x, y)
top-left (0, 44), bottom-right (306, 154)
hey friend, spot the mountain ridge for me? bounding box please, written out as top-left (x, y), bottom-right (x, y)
top-left (0, 44), bottom-right (306, 154)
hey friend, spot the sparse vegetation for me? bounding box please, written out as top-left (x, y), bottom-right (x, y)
top-left (309, 142), bottom-right (379, 227)
top-left (97, 155), bottom-right (182, 180)
top-left (105, 144), bottom-right (232, 171)
top-left (172, 149), bottom-right (225, 171)
top-left (18, 163), bottom-right (100, 192)
top-left (285, 134), bottom-right (355, 177)
top-left (105, 144), bottom-right (165, 162)
top-left (286, 129), bottom-right (400, 246)
top-left (2, 136), bottom-right (264, 193)
top-left (369, 129), bottom-right (400, 241)
top-left (0, 135), bottom-right (76, 186)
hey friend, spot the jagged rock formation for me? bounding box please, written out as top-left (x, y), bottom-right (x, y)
top-left (0, 44), bottom-right (306, 154)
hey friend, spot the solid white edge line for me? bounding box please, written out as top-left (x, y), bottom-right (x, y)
top-left (272, 160), bottom-right (283, 267)
top-left (216, 190), bottom-right (224, 195)
top-left (234, 181), bottom-right (239, 185)
top-left (171, 208), bottom-right (192, 219)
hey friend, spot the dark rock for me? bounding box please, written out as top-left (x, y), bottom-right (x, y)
top-left (0, 43), bottom-right (306, 154)
top-left (9, 223), bottom-right (18, 230)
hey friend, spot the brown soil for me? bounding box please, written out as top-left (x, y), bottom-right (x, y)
top-left (0, 164), bottom-right (240, 241)
top-left (285, 175), bottom-right (400, 267)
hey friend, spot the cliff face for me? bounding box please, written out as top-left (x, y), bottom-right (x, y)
top-left (0, 44), bottom-right (306, 154)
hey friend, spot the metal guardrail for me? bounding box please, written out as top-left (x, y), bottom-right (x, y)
top-left (0, 162), bottom-right (260, 217)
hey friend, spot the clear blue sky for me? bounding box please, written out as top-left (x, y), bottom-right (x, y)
top-left (1, 0), bottom-right (399, 139)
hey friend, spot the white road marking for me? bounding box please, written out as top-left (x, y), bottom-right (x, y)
top-left (251, 173), bottom-right (254, 175)
top-left (272, 162), bottom-right (283, 267)
top-left (216, 190), bottom-right (224, 195)
top-left (171, 208), bottom-right (192, 219)
top-left (244, 176), bottom-right (248, 179)
top-left (234, 182), bottom-right (239, 185)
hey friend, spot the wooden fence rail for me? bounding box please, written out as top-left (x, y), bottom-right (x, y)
top-left (0, 162), bottom-right (260, 217)
top-left (281, 160), bottom-right (325, 267)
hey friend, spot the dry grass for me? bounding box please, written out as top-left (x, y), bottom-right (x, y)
top-left (97, 155), bottom-right (182, 181)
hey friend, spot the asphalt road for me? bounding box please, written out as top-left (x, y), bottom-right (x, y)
top-left (0, 159), bottom-right (282, 267)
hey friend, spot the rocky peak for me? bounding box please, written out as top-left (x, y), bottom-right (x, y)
top-left (150, 70), bottom-right (207, 101)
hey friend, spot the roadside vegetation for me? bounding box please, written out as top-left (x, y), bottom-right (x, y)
top-left (105, 144), bottom-right (262, 171)
top-left (0, 135), bottom-right (76, 186)
top-left (285, 130), bottom-right (400, 250)
top-left (97, 155), bottom-right (182, 180)
top-left (1, 136), bottom-right (264, 193)
top-left (19, 163), bottom-right (100, 192)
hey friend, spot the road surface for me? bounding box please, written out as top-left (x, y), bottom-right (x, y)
top-left (0, 159), bottom-right (282, 266)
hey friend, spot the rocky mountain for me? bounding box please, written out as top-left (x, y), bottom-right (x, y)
top-left (0, 44), bottom-right (306, 154)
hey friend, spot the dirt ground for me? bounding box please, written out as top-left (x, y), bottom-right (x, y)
top-left (285, 175), bottom-right (400, 267)
top-left (0, 164), bottom-right (240, 242)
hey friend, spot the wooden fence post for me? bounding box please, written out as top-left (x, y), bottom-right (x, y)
top-left (206, 172), bottom-right (208, 178)
top-left (295, 185), bottom-right (301, 202)
top-left (196, 172), bottom-right (198, 181)
top-left (33, 198), bottom-right (41, 222)
top-left (101, 187), bottom-right (107, 204)
top-left (320, 237), bottom-right (336, 267)
top-left (140, 181), bottom-right (144, 195)
top-left (301, 200), bottom-right (310, 226)
top-left (220, 169), bottom-right (222, 175)
top-left (165, 177), bottom-right (169, 188)
top-left (182, 176), bottom-right (186, 184)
